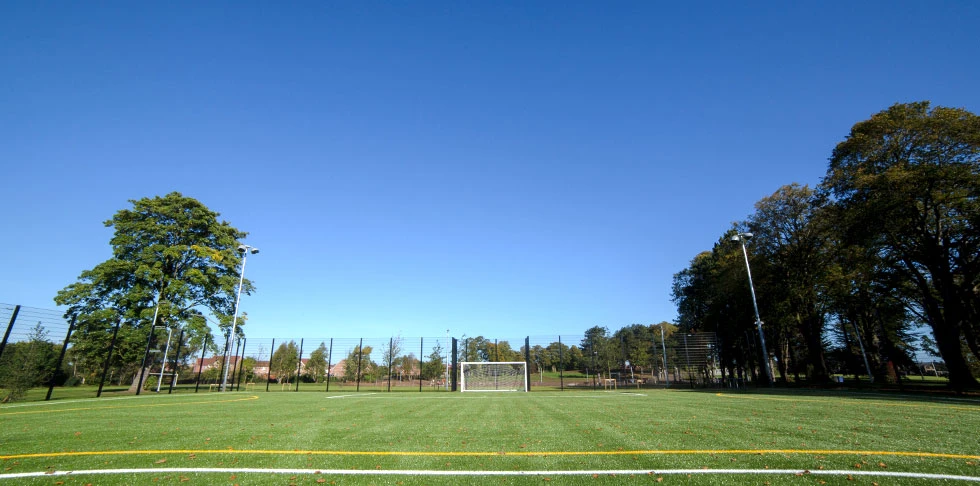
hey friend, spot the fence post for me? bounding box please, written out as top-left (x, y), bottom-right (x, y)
top-left (295, 339), bottom-right (304, 392)
top-left (660, 325), bottom-right (670, 389)
top-left (194, 334), bottom-right (209, 393)
top-left (558, 335), bottom-right (564, 391)
top-left (387, 337), bottom-right (393, 392)
top-left (236, 338), bottom-right (247, 391)
top-left (355, 338), bottom-right (363, 392)
top-left (325, 338), bottom-right (333, 392)
top-left (0, 305), bottom-right (21, 362)
top-left (418, 337), bottom-right (424, 392)
top-left (45, 317), bottom-right (75, 401)
top-left (98, 319), bottom-right (122, 398)
top-left (230, 337), bottom-right (241, 391)
top-left (266, 338), bottom-right (275, 392)
top-left (524, 336), bottom-right (531, 392)
top-left (451, 337), bottom-right (458, 392)
top-left (169, 328), bottom-right (185, 394)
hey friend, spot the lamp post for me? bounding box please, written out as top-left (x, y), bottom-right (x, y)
top-left (731, 232), bottom-right (773, 386)
top-left (156, 326), bottom-right (174, 392)
top-left (221, 244), bottom-right (259, 392)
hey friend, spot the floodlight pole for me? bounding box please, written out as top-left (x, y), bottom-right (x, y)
top-left (156, 326), bottom-right (174, 392)
top-left (732, 232), bottom-right (773, 386)
top-left (221, 244), bottom-right (259, 392)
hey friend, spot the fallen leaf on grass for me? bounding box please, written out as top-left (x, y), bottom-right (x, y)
top-left (154, 459), bottom-right (167, 464)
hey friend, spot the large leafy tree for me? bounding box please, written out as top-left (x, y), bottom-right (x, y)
top-left (54, 192), bottom-right (252, 390)
top-left (672, 237), bottom-right (765, 385)
top-left (270, 341), bottom-right (300, 386)
top-left (823, 102), bottom-right (980, 389)
top-left (305, 342), bottom-right (329, 383)
top-left (613, 324), bottom-right (655, 372)
top-left (343, 345), bottom-right (374, 382)
top-left (747, 184), bottom-right (832, 383)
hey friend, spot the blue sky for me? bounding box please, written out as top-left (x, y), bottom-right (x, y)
top-left (1, 2), bottom-right (978, 342)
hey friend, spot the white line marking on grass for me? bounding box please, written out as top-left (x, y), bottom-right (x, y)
top-left (1, 468), bottom-right (978, 481)
top-left (326, 393), bottom-right (378, 399)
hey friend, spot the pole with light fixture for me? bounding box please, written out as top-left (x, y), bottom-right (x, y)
top-left (731, 232), bottom-right (773, 386)
top-left (220, 244), bottom-right (259, 392)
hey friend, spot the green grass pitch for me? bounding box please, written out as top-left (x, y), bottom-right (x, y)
top-left (1, 389), bottom-right (978, 484)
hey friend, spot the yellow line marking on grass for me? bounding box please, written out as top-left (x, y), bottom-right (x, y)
top-left (714, 393), bottom-right (980, 411)
top-left (3, 448), bottom-right (979, 461)
top-left (0, 395), bottom-right (259, 416)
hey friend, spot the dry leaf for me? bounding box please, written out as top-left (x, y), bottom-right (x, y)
top-left (154, 459), bottom-right (167, 464)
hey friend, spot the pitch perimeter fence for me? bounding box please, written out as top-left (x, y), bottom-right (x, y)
top-left (1, 303), bottom-right (725, 402)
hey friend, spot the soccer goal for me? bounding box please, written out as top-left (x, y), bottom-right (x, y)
top-left (459, 361), bottom-right (528, 392)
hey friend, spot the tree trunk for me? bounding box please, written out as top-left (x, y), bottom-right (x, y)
top-left (128, 367), bottom-right (151, 393)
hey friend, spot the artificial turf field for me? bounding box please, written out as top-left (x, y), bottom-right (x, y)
top-left (0, 389), bottom-right (978, 485)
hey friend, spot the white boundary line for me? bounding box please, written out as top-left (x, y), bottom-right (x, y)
top-left (1, 468), bottom-right (978, 481)
top-left (326, 393), bottom-right (378, 399)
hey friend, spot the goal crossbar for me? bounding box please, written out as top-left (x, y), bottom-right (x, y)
top-left (459, 361), bottom-right (528, 392)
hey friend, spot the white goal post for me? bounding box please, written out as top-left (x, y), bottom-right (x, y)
top-left (459, 361), bottom-right (528, 392)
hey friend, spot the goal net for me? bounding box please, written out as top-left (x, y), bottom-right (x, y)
top-left (460, 361), bottom-right (527, 392)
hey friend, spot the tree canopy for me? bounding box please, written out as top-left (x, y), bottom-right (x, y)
top-left (54, 192), bottom-right (253, 388)
top-left (672, 101), bottom-right (980, 389)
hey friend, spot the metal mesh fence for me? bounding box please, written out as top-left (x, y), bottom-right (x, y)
top-left (2, 303), bottom-right (733, 402)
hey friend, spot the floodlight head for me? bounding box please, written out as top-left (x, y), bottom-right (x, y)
top-left (237, 245), bottom-right (247, 253)
top-left (250, 248), bottom-right (260, 254)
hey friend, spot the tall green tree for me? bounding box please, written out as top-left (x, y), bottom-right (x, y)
top-left (581, 326), bottom-right (618, 377)
top-left (0, 324), bottom-right (59, 401)
top-left (343, 345), bottom-right (374, 382)
top-left (613, 324), bottom-right (655, 372)
top-left (270, 341), bottom-right (299, 387)
top-left (54, 192), bottom-right (252, 390)
top-left (421, 343), bottom-right (445, 381)
top-left (823, 101), bottom-right (980, 388)
top-left (824, 230), bottom-right (919, 382)
top-left (672, 238), bottom-right (762, 384)
top-left (305, 342), bottom-right (329, 383)
top-left (747, 184), bottom-right (832, 383)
